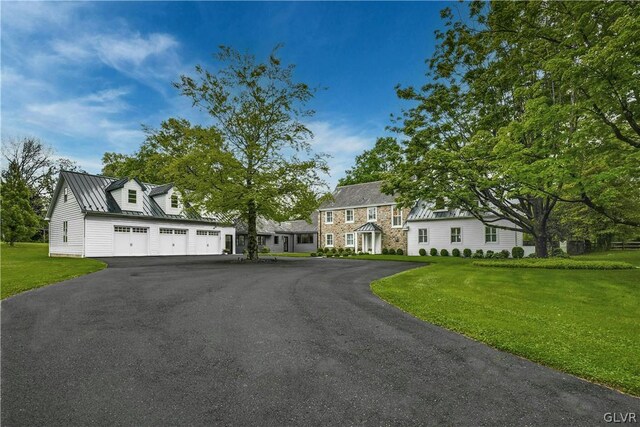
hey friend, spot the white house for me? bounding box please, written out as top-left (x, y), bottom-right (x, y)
top-left (46, 171), bottom-right (236, 257)
top-left (405, 201), bottom-right (536, 256)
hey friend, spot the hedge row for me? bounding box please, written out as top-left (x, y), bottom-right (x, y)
top-left (472, 259), bottom-right (634, 270)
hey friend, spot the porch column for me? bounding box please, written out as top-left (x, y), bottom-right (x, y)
top-left (354, 232), bottom-right (358, 253)
top-left (371, 231), bottom-right (374, 254)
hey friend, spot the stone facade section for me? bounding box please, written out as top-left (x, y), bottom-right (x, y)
top-left (318, 204), bottom-right (408, 252)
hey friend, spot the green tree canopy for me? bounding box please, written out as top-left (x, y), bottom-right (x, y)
top-left (135, 46), bottom-right (329, 259)
top-left (386, 1), bottom-right (640, 257)
top-left (338, 137), bottom-right (402, 186)
top-left (1, 163), bottom-right (41, 245)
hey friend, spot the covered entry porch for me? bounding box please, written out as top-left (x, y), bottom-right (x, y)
top-left (353, 222), bottom-right (383, 254)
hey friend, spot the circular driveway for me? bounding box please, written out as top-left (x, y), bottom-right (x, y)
top-left (2, 256), bottom-right (637, 425)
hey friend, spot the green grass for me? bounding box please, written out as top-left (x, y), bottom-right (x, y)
top-left (371, 251), bottom-right (640, 396)
top-left (1, 243), bottom-right (106, 299)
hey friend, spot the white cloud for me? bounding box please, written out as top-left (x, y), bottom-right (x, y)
top-left (23, 88), bottom-right (143, 151)
top-left (307, 120), bottom-right (376, 188)
top-left (1, 2), bottom-right (82, 33)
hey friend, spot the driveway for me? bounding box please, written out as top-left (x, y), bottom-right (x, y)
top-left (2, 257), bottom-right (637, 425)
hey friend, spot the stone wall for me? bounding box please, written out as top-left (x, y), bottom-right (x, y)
top-left (318, 205), bottom-right (407, 252)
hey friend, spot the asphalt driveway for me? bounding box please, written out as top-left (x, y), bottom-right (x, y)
top-left (2, 256), bottom-right (637, 425)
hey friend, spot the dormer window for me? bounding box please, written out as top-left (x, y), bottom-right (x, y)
top-left (171, 194), bottom-right (179, 208)
top-left (128, 189), bottom-right (137, 204)
top-left (63, 187), bottom-right (68, 202)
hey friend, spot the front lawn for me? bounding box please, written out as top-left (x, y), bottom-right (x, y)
top-left (1, 243), bottom-right (106, 299)
top-left (371, 251), bottom-right (640, 396)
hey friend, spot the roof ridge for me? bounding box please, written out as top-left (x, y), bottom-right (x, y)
top-left (335, 180), bottom-right (384, 189)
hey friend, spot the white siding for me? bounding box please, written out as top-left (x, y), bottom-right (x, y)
top-left (109, 180), bottom-right (144, 212)
top-left (151, 188), bottom-right (183, 215)
top-left (49, 181), bottom-right (85, 256)
top-left (407, 218), bottom-right (535, 256)
top-left (84, 215), bottom-right (235, 257)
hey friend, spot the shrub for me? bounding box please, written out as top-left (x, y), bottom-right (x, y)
top-left (527, 253), bottom-right (538, 258)
top-left (397, 249), bottom-right (404, 255)
top-left (326, 253), bottom-right (333, 258)
top-left (343, 252), bottom-right (350, 257)
top-left (473, 259), bottom-right (633, 270)
top-left (260, 246), bottom-right (271, 253)
top-left (324, 247), bottom-right (331, 253)
top-left (486, 250), bottom-right (494, 258)
top-left (551, 247), bottom-right (569, 258)
top-left (452, 248), bottom-right (461, 257)
top-left (430, 248), bottom-right (438, 256)
top-left (331, 247), bottom-right (337, 254)
top-left (389, 248), bottom-right (397, 255)
top-left (471, 251), bottom-right (484, 259)
top-left (512, 246), bottom-right (525, 259)
top-left (501, 249), bottom-right (510, 258)
top-left (463, 248), bottom-right (472, 258)
top-left (476, 249), bottom-right (484, 257)
top-left (382, 247), bottom-right (389, 255)
top-left (310, 252), bottom-right (317, 257)
top-left (345, 248), bottom-right (352, 253)
top-left (440, 249), bottom-right (449, 256)
top-left (357, 251), bottom-right (364, 255)
top-left (338, 247), bottom-right (344, 254)
top-left (493, 251), bottom-right (506, 259)
top-left (419, 248), bottom-right (427, 256)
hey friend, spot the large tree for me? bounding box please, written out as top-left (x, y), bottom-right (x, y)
top-left (1, 163), bottom-right (41, 245)
top-left (338, 137), bottom-right (402, 186)
top-left (386, 1), bottom-right (640, 257)
top-left (145, 46), bottom-right (329, 260)
top-left (1, 137), bottom-right (84, 240)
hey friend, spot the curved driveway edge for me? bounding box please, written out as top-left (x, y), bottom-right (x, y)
top-left (2, 256), bottom-right (637, 425)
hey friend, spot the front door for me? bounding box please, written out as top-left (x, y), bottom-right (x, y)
top-left (363, 233), bottom-right (372, 253)
top-left (225, 234), bottom-right (233, 254)
top-left (283, 236), bottom-right (289, 252)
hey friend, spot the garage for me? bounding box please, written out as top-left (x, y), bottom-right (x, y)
top-left (196, 230), bottom-right (221, 254)
top-left (113, 226), bottom-right (149, 256)
top-left (159, 228), bottom-right (189, 255)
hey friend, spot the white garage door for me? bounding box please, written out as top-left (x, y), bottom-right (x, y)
top-left (196, 230), bottom-right (221, 254)
top-left (159, 228), bottom-right (189, 255)
top-left (113, 226), bottom-right (149, 256)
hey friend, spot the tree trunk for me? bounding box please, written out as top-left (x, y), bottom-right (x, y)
top-left (247, 200), bottom-right (258, 260)
top-left (534, 233), bottom-right (548, 258)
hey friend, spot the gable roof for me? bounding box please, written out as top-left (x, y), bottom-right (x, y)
top-left (235, 215), bottom-right (318, 235)
top-left (319, 181), bottom-right (396, 210)
top-left (47, 171), bottom-right (231, 224)
top-left (104, 177), bottom-right (147, 191)
top-left (149, 183), bottom-right (173, 197)
top-left (354, 222), bottom-right (383, 232)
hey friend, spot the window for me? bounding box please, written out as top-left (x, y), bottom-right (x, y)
top-left (160, 228), bottom-right (173, 234)
top-left (174, 229), bottom-right (187, 235)
top-left (345, 209), bottom-right (354, 223)
top-left (392, 206), bottom-right (402, 227)
top-left (451, 227), bottom-right (461, 243)
top-left (63, 187), bottom-right (68, 202)
top-left (63, 221), bottom-right (68, 243)
top-left (132, 227), bottom-right (148, 233)
top-left (325, 233), bottom-right (334, 247)
top-left (274, 236), bottom-right (279, 244)
top-left (257, 236), bottom-right (266, 246)
top-left (128, 189), bottom-right (137, 204)
top-left (114, 226), bottom-right (130, 233)
top-left (485, 226), bottom-right (498, 243)
top-left (418, 228), bottom-right (428, 243)
top-left (345, 233), bottom-right (354, 247)
top-left (237, 235), bottom-right (246, 246)
top-left (171, 194), bottom-right (179, 208)
top-left (198, 230), bottom-right (220, 236)
top-left (297, 234), bottom-right (314, 244)
top-left (325, 211), bottom-right (333, 224)
top-left (367, 207), bottom-right (377, 221)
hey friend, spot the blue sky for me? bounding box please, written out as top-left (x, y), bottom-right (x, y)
top-left (2, 1), bottom-right (446, 187)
